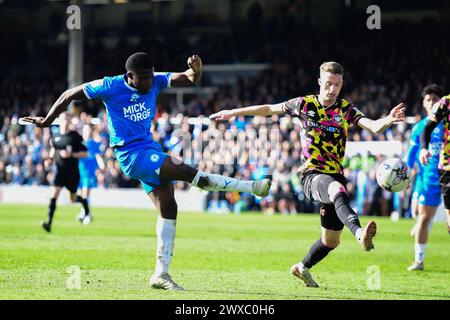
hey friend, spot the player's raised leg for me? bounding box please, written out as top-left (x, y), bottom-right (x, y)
top-left (328, 183), bottom-right (376, 250)
top-left (159, 156), bottom-right (271, 196)
top-left (148, 183), bottom-right (185, 291)
top-left (42, 186), bottom-right (62, 232)
top-left (307, 173), bottom-right (376, 251)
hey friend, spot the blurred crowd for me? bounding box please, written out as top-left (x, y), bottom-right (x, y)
top-left (0, 101), bottom-right (417, 218)
top-left (1, 4), bottom-right (449, 217)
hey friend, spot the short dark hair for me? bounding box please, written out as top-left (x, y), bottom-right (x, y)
top-left (125, 52), bottom-right (154, 72)
top-left (422, 84), bottom-right (444, 98)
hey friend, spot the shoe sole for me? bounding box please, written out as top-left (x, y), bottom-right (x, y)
top-left (150, 283), bottom-right (185, 291)
top-left (362, 220), bottom-right (377, 251)
top-left (150, 283), bottom-right (165, 290)
top-left (150, 279), bottom-right (186, 291)
top-left (290, 265), bottom-right (319, 288)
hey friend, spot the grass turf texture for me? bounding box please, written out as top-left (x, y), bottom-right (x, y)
top-left (0, 204), bottom-right (449, 300)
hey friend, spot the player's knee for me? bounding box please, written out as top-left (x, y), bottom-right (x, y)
top-left (158, 191), bottom-right (178, 216)
top-left (69, 194), bottom-right (77, 203)
top-left (160, 200), bottom-right (178, 219)
top-left (160, 158), bottom-right (196, 183)
top-left (328, 181), bottom-right (347, 202)
top-left (321, 234), bottom-right (340, 248)
top-left (322, 238), bottom-right (339, 249)
top-left (52, 188), bottom-right (61, 198)
top-left (418, 212), bottom-right (432, 225)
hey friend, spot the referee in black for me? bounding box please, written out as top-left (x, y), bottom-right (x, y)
top-left (42, 112), bottom-right (91, 232)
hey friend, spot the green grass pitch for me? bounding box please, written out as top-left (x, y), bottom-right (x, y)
top-left (0, 203), bottom-right (449, 300)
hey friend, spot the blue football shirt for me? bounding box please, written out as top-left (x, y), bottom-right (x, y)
top-left (83, 72), bottom-right (172, 147)
top-left (405, 116), bottom-right (443, 185)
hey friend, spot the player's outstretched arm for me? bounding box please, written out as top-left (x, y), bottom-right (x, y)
top-left (22, 85), bottom-right (87, 127)
top-left (210, 103), bottom-right (285, 121)
top-left (404, 122), bottom-right (422, 169)
top-left (357, 103), bottom-right (405, 134)
top-left (170, 55), bottom-right (203, 87)
top-left (419, 119), bottom-right (439, 165)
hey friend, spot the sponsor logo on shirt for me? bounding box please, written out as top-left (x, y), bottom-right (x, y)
top-left (123, 102), bottom-right (152, 122)
top-left (307, 120), bottom-right (342, 134)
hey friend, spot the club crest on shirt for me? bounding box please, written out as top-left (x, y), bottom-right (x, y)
top-left (150, 154), bottom-right (160, 163)
top-left (307, 110), bottom-right (316, 118)
top-left (130, 93), bottom-right (140, 102)
top-left (333, 114), bottom-right (343, 124)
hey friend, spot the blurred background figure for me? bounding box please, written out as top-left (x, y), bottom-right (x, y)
top-left (77, 123), bottom-right (105, 224)
top-left (42, 112), bottom-right (90, 232)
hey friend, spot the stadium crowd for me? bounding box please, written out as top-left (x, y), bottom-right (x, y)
top-left (1, 6), bottom-right (449, 217)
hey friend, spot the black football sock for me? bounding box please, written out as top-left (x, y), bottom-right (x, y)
top-left (333, 192), bottom-right (361, 235)
top-left (47, 198), bottom-right (57, 225)
top-left (76, 196), bottom-right (90, 215)
top-left (301, 239), bottom-right (334, 268)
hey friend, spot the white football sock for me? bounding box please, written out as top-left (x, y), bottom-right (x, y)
top-left (415, 243), bottom-right (426, 263)
top-left (355, 228), bottom-right (364, 242)
top-left (191, 171), bottom-right (254, 193)
top-left (154, 217), bottom-right (176, 276)
top-left (297, 262), bottom-right (308, 272)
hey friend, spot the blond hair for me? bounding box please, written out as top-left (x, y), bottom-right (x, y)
top-left (320, 61), bottom-right (344, 75)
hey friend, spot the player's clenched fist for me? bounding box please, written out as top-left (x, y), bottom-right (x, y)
top-left (187, 55), bottom-right (202, 73)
